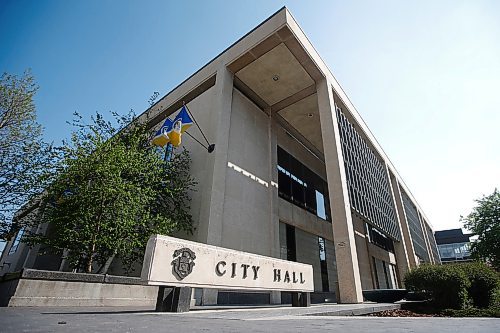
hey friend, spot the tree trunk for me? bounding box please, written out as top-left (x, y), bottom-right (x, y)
top-left (86, 241), bottom-right (96, 273)
top-left (85, 255), bottom-right (93, 273)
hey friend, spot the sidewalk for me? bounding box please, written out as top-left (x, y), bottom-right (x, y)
top-left (188, 302), bottom-right (401, 318)
top-left (1, 303), bottom-right (498, 333)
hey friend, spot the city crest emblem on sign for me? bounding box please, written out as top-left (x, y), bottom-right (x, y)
top-left (171, 248), bottom-right (196, 280)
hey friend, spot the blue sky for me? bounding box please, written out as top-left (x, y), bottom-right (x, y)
top-left (1, 0), bottom-right (499, 234)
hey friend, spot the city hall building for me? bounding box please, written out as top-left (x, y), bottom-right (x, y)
top-left (0, 7), bottom-right (440, 305)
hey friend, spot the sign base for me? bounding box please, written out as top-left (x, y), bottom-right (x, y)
top-left (155, 286), bottom-right (191, 312)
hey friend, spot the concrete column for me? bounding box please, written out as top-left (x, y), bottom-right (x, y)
top-left (389, 177), bottom-right (418, 269)
top-left (385, 166), bottom-right (411, 286)
top-left (197, 64), bottom-right (234, 247)
top-left (268, 110), bottom-right (281, 305)
top-left (316, 79), bottom-right (363, 304)
top-left (198, 64), bottom-right (234, 305)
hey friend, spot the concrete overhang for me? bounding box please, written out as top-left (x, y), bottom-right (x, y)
top-left (225, 14), bottom-right (326, 157)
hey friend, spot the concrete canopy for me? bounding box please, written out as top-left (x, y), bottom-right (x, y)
top-left (228, 25), bottom-right (325, 158)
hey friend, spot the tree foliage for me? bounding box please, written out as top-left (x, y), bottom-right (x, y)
top-left (0, 71), bottom-right (56, 240)
top-left (462, 189), bottom-right (500, 271)
top-left (25, 112), bottom-right (196, 273)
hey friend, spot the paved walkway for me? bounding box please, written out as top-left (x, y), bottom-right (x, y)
top-left (1, 304), bottom-right (498, 332)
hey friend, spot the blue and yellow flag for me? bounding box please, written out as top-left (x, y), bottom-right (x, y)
top-left (152, 106), bottom-right (193, 147)
top-left (169, 106), bottom-right (193, 147)
top-left (152, 118), bottom-right (173, 147)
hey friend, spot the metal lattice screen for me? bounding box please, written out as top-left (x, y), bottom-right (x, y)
top-left (424, 222), bottom-right (441, 263)
top-left (336, 107), bottom-right (400, 241)
top-left (401, 191), bottom-right (429, 262)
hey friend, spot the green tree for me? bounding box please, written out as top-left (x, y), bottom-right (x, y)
top-left (25, 112), bottom-right (196, 273)
top-left (462, 189), bottom-right (500, 271)
top-left (0, 71), bottom-right (56, 240)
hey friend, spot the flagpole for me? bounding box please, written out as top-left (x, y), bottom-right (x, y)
top-left (183, 101), bottom-right (210, 146)
top-left (164, 142), bottom-right (173, 162)
top-left (182, 101), bottom-right (215, 153)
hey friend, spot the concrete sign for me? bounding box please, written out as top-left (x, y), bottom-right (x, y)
top-left (141, 235), bottom-right (314, 292)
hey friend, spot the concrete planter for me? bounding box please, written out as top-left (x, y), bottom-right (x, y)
top-left (0, 269), bottom-right (158, 307)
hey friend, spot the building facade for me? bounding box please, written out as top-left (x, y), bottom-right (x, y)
top-left (0, 7), bottom-right (440, 304)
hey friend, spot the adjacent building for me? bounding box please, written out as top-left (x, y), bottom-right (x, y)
top-left (0, 7), bottom-right (440, 305)
top-left (435, 229), bottom-right (473, 263)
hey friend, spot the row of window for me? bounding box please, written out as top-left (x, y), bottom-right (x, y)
top-left (366, 223), bottom-right (395, 253)
top-left (438, 242), bottom-right (471, 260)
top-left (277, 146), bottom-right (331, 221)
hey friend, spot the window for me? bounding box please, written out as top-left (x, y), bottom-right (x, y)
top-left (286, 224), bottom-right (296, 262)
top-left (316, 191), bottom-right (327, 220)
top-left (373, 257), bottom-right (398, 289)
top-left (366, 223), bottom-right (395, 253)
top-left (318, 237), bottom-right (329, 292)
top-left (8, 228), bottom-right (24, 255)
top-left (437, 242), bottom-right (471, 260)
top-left (277, 146), bottom-right (331, 221)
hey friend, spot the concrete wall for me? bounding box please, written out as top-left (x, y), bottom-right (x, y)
top-left (221, 89), bottom-right (273, 256)
top-left (0, 270), bottom-right (157, 307)
top-left (7, 279), bottom-right (157, 307)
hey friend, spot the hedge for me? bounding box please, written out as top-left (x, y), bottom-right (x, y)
top-left (404, 262), bottom-right (499, 310)
top-left (405, 264), bottom-right (470, 309)
top-left (457, 262), bottom-right (500, 308)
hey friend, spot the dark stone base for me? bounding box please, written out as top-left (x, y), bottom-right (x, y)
top-left (217, 291), bottom-right (270, 305)
top-left (156, 286), bottom-right (191, 312)
top-left (282, 291), bottom-right (336, 304)
top-left (362, 289), bottom-right (407, 303)
top-left (310, 292), bottom-right (337, 304)
top-left (291, 292), bottom-right (310, 307)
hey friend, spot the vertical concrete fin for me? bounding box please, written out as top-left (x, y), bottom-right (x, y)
top-left (417, 212), bottom-right (434, 264)
top-left (385, 165), bottom-right (411, 285)
top-left (390, 178), bottom-right (418, 268)
top-left (317, 79), bottom-right (363, 303)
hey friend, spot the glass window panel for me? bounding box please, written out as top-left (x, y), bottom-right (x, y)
top-left (8, 228), bottom-right (24, 255)
top-left (278, 169), bottom-right (292, 199)
top-left (277, 146), bottom-right (331, 221)
top-left (316, 190), bottom-right (326, 220)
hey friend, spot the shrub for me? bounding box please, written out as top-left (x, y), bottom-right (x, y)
top-left (441, 307), bottom-right (500, 318)
top-left (457, 262), bottom-right (500, 308)
top-left (405, 264), bottom-right (470, 310)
